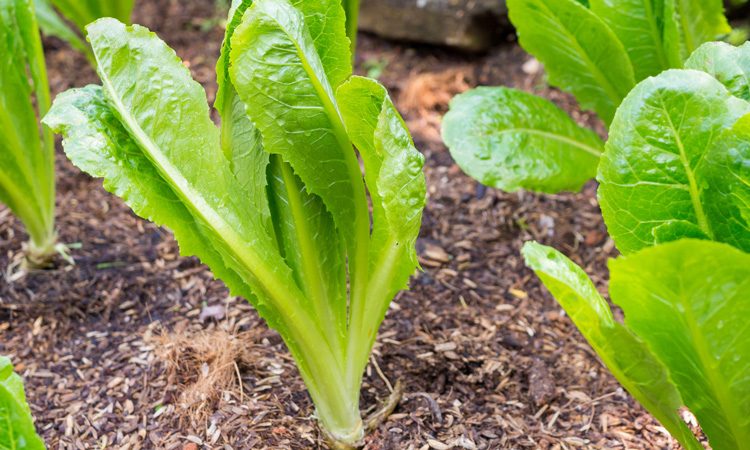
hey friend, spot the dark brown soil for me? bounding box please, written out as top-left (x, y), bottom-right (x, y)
top-left (1, 1), bottom-right (690, 449)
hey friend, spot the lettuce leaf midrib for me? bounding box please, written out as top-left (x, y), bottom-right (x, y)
top-left (94, 38), bottom-right (303, 319)
top-left (536, 0), bottom-right (626, 106)
top-left (248, 1), bottom-right (369, 247)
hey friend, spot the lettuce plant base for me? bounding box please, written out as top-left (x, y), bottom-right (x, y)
top-left (0, 0), bottom-right (706, 448)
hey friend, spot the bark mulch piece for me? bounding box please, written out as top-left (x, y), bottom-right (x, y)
top-left (1, 1), bottom-right (698, 449)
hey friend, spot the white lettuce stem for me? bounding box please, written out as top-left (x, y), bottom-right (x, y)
top-left (24, 230), bottom-right (58, 268)
top-left (291, 333), bottom-right (364, 446)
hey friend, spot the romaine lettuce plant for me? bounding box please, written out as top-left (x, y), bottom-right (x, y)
top-left (523, 239), bottom-right (750, 450)
top-left (599, 53), bottom-right (750, 254)
top-left (0, 0), bottom-right (65, 268)
top-left (442, 0), bottom-right (733, 193)
top-left (44, 0), bottom-right (426, 446)
top-left (523, 45), bottom-right (750, 449)
top-left (33, 0), bottom-right (134, 63)
top-left (0, 356), bottom-right (46, 450)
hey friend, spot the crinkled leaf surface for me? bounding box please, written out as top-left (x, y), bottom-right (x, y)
top-left (589, 0), bottom-right (671, 80)
top-left (522, 242), bottom-right (704, 450)
top-left (46, 3), bottom-right (425, 441)
top-left (686, 41), bottom-right (750, 101)
top-left (442, 87), bottom-right (603, 193)
top-left (611, 240), bottom-right (750, 450)
top-left (215, 0), bottom-right (352, 221)
top-left (45, 18), bottom-right (316, 341)
top-left (219, 0), bottom-right (352, 126)
top-left (289, 0), bottom-right (351, 89)
top-left (228, 0), bottom-right (372, 321)
top-left (43, 21), bottom-right (366, 432)
top-left (598, 69), bottom-right (750, 254)
top-left (507, 0), bottom-right (635, 124)
top-left (44, 85), bottom-right (265, 307)
top-left (215, 0), bottom-right (271, 226)
top-left (337, 77), bottom-right (424, 271)
top-left (336, 76), bottom-right (426, 372)
top-left (0, 357), bottom-right (46, 450)
top-left (228, 0), bottom-right (366, 249)
top-left (700, 114), bottom-right (750, 253)
top-left (218, 0), bottom-right (349, 353)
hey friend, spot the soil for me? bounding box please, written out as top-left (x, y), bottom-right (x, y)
top-left (0, 1), bottom-right (695, 449)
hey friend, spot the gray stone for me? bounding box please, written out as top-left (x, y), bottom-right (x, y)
top-left (359, 0), bottom-right (508, 52)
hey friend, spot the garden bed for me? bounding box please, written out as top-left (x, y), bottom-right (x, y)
top-left (0, 0), bottom-right (688, 448)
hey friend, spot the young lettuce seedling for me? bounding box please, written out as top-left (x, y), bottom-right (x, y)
top-left (0, 0), bottom-right (66, 268)
top-left (524, 43), bottom-right (750, 449)
top-left (33, 0), bottom-right (135, 63)
top-left (44, 0), bottom-right (426, 446)
top-left (442, 0), bottom-right (732, 193)
top-left (0, 356), bottom-right (46, 450)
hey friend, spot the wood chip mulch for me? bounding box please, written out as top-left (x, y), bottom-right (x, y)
top-left (1, 1), bottom-right (701, 449)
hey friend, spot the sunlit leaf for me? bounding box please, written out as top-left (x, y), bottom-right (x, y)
top-left (611, 240), bottom-right (750, 450)
top-left (442, 87), bottom-right (603, 193)
top-left (598, 69), bottom-right (750, 254)
top-left (523, 242), bottom-right (704, 450)
top-left (0, 356), bottom-right (46, 450)
top-left (507, 0), bottom-right (635, 124)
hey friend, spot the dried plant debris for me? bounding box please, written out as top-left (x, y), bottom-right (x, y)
top-left (151, 325), bottom-right (257, 423)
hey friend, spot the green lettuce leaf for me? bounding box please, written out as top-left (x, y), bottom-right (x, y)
top-left (228, 0), bottom-right (364, 251)
top-left (610, 240), bottom-right (750, 450)
top-left (598, 69), bottom-right (750, 254)
top-left (0, 0), bottom-right (56, 253)
top-left (33, 0), bottom-right (89, 56)
top-left (46, 2), bottom-right (425, 443)
top-left (700, 114), bottom-right (750, 254)
top-left (290, 0), bottom-right (352, 89)
top-left (507, 0), bottom-right (635, 124)
top-left (33, 0), bottom-right (133, 61)
top-left (668, 0), bottom-right (731, 61)
top-left (228, 0), bottom-right (373, 333)
top-left (43, 17), bottom-right (332, 369)
top-left (522, 242), bottom-right (704, 450)
top-left (217, 0), bottom-right (348, 354)
top-left (0, 357), bottom-right (46, 450)
top-left (525, 239), bottom-right (750, 449)
top-left (47, 0), bottom-right (133, 32)
top-left (589, 0), bottom-right (671, 80)
top-left (686, 41), bottom-right (750, 101)
top-left (214, 0), bottom-right (271, 228)
top-left (442, 87), bottom-right (603, 193)
top-left (336, 75), bottom-right (426, 382)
